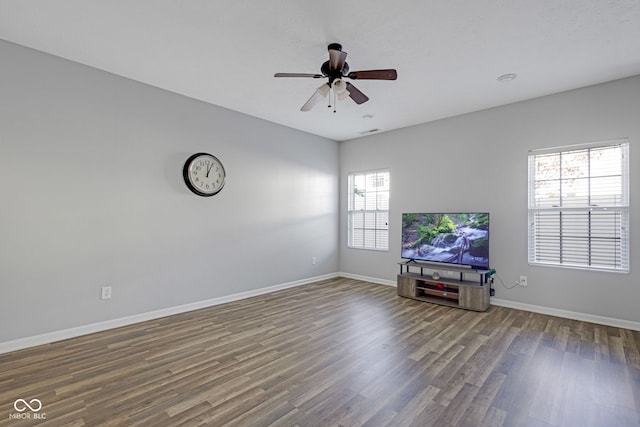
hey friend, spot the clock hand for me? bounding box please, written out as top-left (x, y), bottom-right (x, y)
top-left (206, 163), bottom-right (213, 177)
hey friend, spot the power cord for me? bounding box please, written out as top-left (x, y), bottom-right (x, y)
top-left (495, 273), bottom-right (520, 290)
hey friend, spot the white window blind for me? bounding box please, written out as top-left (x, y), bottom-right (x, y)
top-left (528, 139), bottom-right (629, 272)
top-left (348, 169), bottom-right (389, 250)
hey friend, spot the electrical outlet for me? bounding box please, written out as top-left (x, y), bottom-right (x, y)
top-left (519, 276), bottom-right (528, 287)
top-left (312, 257), bottom-right (316, 265)
top-left (101, 286), bottom-right (112, 299)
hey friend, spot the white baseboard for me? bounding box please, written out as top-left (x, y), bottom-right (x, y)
top-left (0, 273), bottom-right (338, 355)
top-left (337, 272), bottom-right (396, 287)
top-left (490, 298), bottom-right (640, 331)
top-left (4, 272), bottom-right (639, 354)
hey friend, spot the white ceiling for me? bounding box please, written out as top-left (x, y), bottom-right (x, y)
top-left (1, 1), bottom-right (639, 141)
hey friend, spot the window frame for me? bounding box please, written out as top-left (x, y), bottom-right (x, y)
top-left (527, 139), bottom-right (629, 273)
top-left (347, 169), bottom-right (390, 251)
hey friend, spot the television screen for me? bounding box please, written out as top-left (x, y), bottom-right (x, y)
top-left (401, 212), bottom-right (489, 269)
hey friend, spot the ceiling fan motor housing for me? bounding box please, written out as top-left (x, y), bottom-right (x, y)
top-left (322, 42), bottom-right (350, 82)
top-left (321, 60), bottom-right (349, 81)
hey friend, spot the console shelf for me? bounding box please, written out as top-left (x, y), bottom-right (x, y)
top-left (397, 261), bottom-right (491, 311)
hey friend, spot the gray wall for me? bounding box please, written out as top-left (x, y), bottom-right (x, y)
top-left (2, 37), bottom-right (639, 345)
top-left (340, 75), bottom-right (640, 324)
top-left (0, 40), bottom-right (339, 342)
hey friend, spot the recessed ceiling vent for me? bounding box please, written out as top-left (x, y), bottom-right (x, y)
top-left (497, 73), bottom-right (518, 82)
top-left (359, 128), bottom-right (380, 135)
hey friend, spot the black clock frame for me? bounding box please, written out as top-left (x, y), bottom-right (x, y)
top-left (182, 152), bottom-right (226, 197)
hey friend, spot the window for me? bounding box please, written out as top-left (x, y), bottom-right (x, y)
top-left (528, 139), bottom-right (629, 272)
top-left (348, 169), bottom-right (390, 250)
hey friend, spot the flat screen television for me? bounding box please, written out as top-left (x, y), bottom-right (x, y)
top-left (401, 212), bottom-right (489, 269)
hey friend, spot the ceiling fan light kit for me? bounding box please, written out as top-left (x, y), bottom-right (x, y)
top-left (332, 79), bottom-right (347, 94)
top-left (336, 90), bottom-right (349, 101)
top-left (317, 83), bottom-right (330, 97)
top-left (275, 43), bottom-right (397, 112)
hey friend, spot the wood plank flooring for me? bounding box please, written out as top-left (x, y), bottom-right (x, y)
top-left (1, 277), bottom-right (639, 426)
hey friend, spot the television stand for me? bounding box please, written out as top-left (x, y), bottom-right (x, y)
top-left (397, 261), bottom-right (492, 311)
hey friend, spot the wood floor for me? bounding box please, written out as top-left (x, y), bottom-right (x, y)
top-left (1, 278), bottom-right (639, 427)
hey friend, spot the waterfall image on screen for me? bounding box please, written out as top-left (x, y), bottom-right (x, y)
top-left (401, 213), bottom-right (489, 269)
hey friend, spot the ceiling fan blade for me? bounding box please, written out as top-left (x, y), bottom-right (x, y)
top-left (329, 49), bottom-right (348, 71)
top-left (300, 91), bottom-right (322, 111)
top-left (300, 84), bottom-right (330, 111)
top-left (346, 82), bottom-right (369, 105)
top-left (347, 69), bottom-right (397, 80)
top-left (274, 73), bottom-right (324, 78)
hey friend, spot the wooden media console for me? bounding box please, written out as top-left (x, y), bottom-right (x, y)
top-left (397, 261), bottom-right (492, 311)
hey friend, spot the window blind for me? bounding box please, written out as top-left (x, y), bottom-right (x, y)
top-left (528, 139), bottom-right (629, 272)
top-left (348, 169), bottom-right (389, 250)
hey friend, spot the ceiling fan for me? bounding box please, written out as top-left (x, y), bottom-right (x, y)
top-left (274, 43), bottom-right (397, 112)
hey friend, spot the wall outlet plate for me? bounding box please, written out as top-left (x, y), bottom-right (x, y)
top-left (101, 286), bottom-right (112, 299)
top-left (519, 276), bottom-right (528, 287)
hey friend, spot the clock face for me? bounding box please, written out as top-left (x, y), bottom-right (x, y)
top-left (183, 153), bottom-right (226, 197)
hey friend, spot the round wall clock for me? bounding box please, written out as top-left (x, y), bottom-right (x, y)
top-left (183, 152), bottom-right (226, 197)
